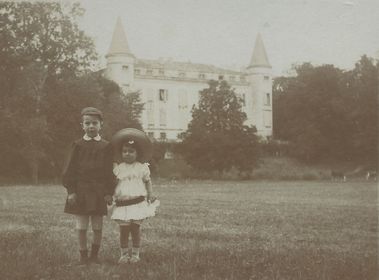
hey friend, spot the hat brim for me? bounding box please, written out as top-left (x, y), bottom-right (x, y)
top-left (111, 128), bottom-right (153, 163)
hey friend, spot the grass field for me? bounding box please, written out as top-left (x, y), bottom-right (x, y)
top-left (0, 180), bottom-right (377, 280)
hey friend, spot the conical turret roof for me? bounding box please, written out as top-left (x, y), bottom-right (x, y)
top-left (248, 33), bottom-right (271, 68)
top-left (107, 17), bottom-right (133, 56)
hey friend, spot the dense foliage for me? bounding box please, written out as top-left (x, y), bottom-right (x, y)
top-left (273, 56), bottom-right (378, 167)
top-left (0, 2), bottom-right (142, 183)
top-left (178, 80), bottom-right (260, 176)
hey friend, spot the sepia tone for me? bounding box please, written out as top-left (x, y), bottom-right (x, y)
top-left (0, 1), bottom-right (378, 279)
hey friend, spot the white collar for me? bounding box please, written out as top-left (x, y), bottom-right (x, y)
top-left (83, 134), bottom-right (101, 141)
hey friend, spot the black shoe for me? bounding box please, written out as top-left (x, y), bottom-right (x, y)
top-left (77, 250), bottom-right (88, 265)
top-left (89, 244), bottom-right (101, 264)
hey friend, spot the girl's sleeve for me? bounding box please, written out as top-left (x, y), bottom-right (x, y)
top-left (142, 163), bottom-right (151, 182)
top-left (62, 142), bottom-right (79, 194)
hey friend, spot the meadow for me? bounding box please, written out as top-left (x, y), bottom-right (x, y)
top-left (0, 180), bottom-right (377, 280)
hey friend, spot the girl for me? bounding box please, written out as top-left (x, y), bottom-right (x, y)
top-left (110, 128), bottom-right (159, 264)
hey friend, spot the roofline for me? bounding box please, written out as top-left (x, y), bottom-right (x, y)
top-left (106, 52), bottom-right (136, 59)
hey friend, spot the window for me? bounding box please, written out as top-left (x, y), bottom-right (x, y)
top-left (264, 76), bottom-right (270, 80)
top-left (147, 100), bottom-right (154, 125)
top-left (159, 89), bottom-right (168, 102)
top-left (160, 132), bottom-right (167, 140)
top-left (147, 132), bottom-right (154, 138)
top-left (159, 69), bottom-right (164, 76)
top-left (122, 65), bottom-right (128, 71)
top-left (146, 69), bottom-right (153, 75)
top-left (199, 73), bottom-right (206, 79)
top-left (241, 93), bottom-right (246, 106)
top-left (147, 100), bottom-right (154, 110)
top-left (178, 91), bottom-right (188, 109)
top-left (146, 88), bottom-right (154, 101)
top-left (266, 93), bottom-right (271, 106)
top-left (134, 69), bottom-right (140, 75)
top-left (264, 110), bottom-right (272, 127)
top-left (240, 76), bottom-right (246, 82)
top-left (159, 108), bottom-right (167, 126)
top-left (218, 75), bottom-right (224, 80)
top-left (179, 72), bottom-right (186, 78)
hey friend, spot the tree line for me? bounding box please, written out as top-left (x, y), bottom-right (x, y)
top-left (174, 58), bottom-right (378, 177)
top-left (0, 2), bottom-right (377, 183)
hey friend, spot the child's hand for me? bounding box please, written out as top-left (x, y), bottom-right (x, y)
top-left (104, 195), bottom-right (113, 205)
top-left (67, 193), bottom-right (77, 206)
top-left (147, 193), bottom-right (154, 203)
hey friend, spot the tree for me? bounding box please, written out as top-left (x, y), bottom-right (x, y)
top-left (273, 63), bottom-right (353, 162)
top-left (0, 2), bottom-right (144, 183)
top-left (0, 2), bottom-right (96, 78)
top-left (345, 56), bottom-right (378, 166)
top-left (0, 2), bottom-right (97, 183)
top-left (178, 80), bottom-right (259, 177)
top-left (42, 74), bottom-right (144, 180)
top-left (273, 57), bottom-right (378, 166)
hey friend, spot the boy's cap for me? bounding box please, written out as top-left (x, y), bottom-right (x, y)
top-left (81, 107), bottom-right (103, 120)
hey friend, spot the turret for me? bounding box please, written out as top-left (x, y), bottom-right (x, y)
top-left (246, 33), bottom-right (272, 138)
top-left (106, 17), bottom-right (135, 92)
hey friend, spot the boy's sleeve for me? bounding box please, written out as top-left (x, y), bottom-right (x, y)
top-left (62, 142), bottom-right (78, 194)
top-left (104, 143), bottom-right (117, 196)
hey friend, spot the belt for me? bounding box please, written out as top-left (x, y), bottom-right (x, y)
top-left (115, 196), bottom-right (145, 207)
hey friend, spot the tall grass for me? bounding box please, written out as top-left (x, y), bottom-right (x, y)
top-left (0, 181), bottom-right (377, 279)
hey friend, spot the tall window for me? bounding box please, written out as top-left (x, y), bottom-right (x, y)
top-left (122, 65), bottom-right (128, 71)
top-left (147, 100), bottom-right (154, 126)
top-left (266, 93), bottom-right (271, 106)
top-left (241, 93), bottom-right (246, 106)
top-left (160, 108), bottom-right (167, 126)
top-left (159, 89), bottom-right (168, 102)
top-left (178, 91), bottom-right (188, 109)
top-left (134, 69), bottom-right (140, 75)
top-left (159, 69), bottom-right (164, 76)
top-left (264, 110), bottom-right (272, 127)
top-left (199, 73), bottom-right (206, 79)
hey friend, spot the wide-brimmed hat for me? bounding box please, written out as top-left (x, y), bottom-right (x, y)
top-left (111, 128), bottom-right (152, 163)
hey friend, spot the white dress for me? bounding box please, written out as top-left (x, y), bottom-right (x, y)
top-left (110, 162), bottom-right (159, 223)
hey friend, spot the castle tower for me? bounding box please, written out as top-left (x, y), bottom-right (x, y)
top-left (106, 17), bottom-right (135, 92)
top-left (246, 33), bottom-right (272, 138)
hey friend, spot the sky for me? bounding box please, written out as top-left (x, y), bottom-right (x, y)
top-left (79, 0), bottom-right (379, 76)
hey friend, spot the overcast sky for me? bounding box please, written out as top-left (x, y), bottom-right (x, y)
top-left (79, 0), bottom-right (379, 76)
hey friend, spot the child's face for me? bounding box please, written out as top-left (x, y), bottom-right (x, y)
top-left (81, 115), bottom-right (102, 138)
top-left (122, 145), bottom-right (137, 164)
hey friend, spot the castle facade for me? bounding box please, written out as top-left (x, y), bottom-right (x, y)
top-left (105, 18), bottom-right (273, 141)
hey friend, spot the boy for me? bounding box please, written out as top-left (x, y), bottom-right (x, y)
top-left (62, 107), bottom-right (114, 265)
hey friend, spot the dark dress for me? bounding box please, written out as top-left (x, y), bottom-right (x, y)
top-left (62, 138), bottom-right (115, 216)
